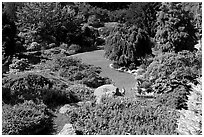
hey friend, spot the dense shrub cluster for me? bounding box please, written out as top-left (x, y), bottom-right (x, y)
top-left (104, 25), bottom-right (153, 68)
top-left (142, 51), bottom-right (201, 92)
top-left (2, 101), bottom-right (52, 135)
top-left (2, 73), bottom-right (79, 106)
top-left (154, 2), bottom-right (198, 52)
top-left (136, 50), bottom-right (201, 109)
top-left (9, 58), bottom-right (31, 72)
top-left (17, 3), bottom-right (80, 45)
top-left (16, 2), bottom-right (99, 52)
top-left (66, 97), bottom-right (179, 135)
top-left (43, 56), bottom-right (112, 88)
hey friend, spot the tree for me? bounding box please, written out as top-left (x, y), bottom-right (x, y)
top-left (154, 2), bottom-right (198, 52)
top-left (125, 2), bottom-right (161, 37)
top-left (104, 25), bottom-right (153, 67)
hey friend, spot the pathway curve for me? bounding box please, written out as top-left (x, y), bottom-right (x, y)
top-left (71, 50), bottom-right (136, 97)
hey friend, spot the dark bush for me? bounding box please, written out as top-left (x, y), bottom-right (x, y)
top-left (66, 97), bottom-right (179, 135)
top-left (154, 2), bottom-right (198, 52)
top-left (2, 101), bottom-right (52, 135)
top-left (68, 44), bottom-right (81, 53)
top-left (2, 8), bottom-right (17, 57)
top-left (104, 25), bottom-right (153, 67)
top-left (2, 73), bottom-right (79, 106)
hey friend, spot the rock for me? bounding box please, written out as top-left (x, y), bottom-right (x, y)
top-left (58, 124), bottom-right (76, 135)
top-left (58, 104), bottom-right (77, 114)
top-left (94, 84), bottom-right (122, 104)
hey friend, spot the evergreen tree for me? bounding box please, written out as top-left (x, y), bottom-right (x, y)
top-left (154, 2), bottom-right (198, 52)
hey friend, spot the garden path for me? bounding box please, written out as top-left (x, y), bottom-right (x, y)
top-left (71, 50), bottom-right (136, 97)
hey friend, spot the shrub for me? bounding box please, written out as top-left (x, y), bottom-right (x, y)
top-left (137, 50), bottom-right (201, 110)
top-left (66, 84), bottom-right (95, 101)
top-left (87, 14), bottom-right (104, 28)
top-left (9, 58), bottom-right (31, 72)
top-left (68, 44), bottom-right (81, 53)
top-left (154, 2), bottom-right (198, 52)
top-left (2, 72), bottom-right (79, 107)
top-left (66, 97), bottom-right (179, 135)
top-left (2, 73), bottom-right (52, 104)
top-left (2, 101), bottom-right (52, 135)
top-left (59, 43), bottom-right (69, 51)
top-left (143, 50), bottom-right (201, 93)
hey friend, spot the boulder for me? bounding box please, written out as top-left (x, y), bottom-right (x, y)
top-left (58, 124), bottom-right (76, 135)
top-left (94, 84), bottom-right (122, 104)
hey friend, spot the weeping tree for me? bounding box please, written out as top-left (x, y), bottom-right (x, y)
top-left (104, 25), bottom-right (153, 67)
top-left (154, 2), bottom-right (198, 52)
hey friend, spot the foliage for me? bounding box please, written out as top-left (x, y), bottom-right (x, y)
top-left (59, 43), bottom-right (69, 51)
top-left (177, 79), bottom-right (202, 135)
top-left (66, 84), bottom-right (95, 101)
top-left (104, 25), bottom-right (153, 67)
top-left (16, 2), bottom-right (81, 45)
top-left (66, 97), bottom-right (179, 135)
top-left (42, 56), bottom-right (112, 88)
top-left (109, 9), bottom-right (128, 23)
top-left (2, 8), bottom-right (17, 57)
top-left (125, 2), bottom-right (161, 37)
top-left (143, 51), bottom-right (201, 92)
top-left (181, 2), bottom-right (202, 40)
top-left (87, 14), bottom-right (104, 28)
top-left (154, 2), bottom-right (198, 52)
top-left (2, 73), bottom-right (79, 106)
top-left (9, 58), bottom-right (31, 72)
top-left (88, 2), bottom-right (131, 11)
top-left (2, 101), bottom-right (52, 135)
top-left (138, 50), bottom-right (201, 109)
top-left (68, 44), bottom-right (81, 53)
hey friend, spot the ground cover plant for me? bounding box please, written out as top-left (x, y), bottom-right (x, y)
top-left (66, 96), bottom-right (179, 135)
top-left (2, 101), bottom-right (52, 135)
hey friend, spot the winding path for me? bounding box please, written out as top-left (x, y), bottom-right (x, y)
top-left (71, 50), bottom-right (136, 97)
